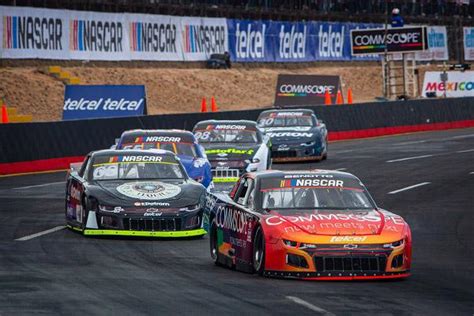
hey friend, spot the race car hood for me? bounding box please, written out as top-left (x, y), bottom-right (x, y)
top-left (262, 209), bottom-right (407, 240)
top-left (203, 144), bottom-right (259, 162)
top-left (261, 127), bottom-right (319, 143)
top-left (88, 179), bottom-right (204, 209)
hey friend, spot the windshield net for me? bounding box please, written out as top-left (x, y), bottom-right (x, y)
top-left (260, 176), bottom-right (373, 210)
top-left (90, 154), bottom-right (185, 181)
top-left (194, 125), bottom-right (258, 144)
top-left (258, 113), bottom-right (314, 128)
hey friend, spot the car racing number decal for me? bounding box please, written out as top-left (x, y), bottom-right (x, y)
top-left (116, 181), bottom-right (181, 200)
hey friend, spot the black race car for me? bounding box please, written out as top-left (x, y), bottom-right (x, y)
top-left (65, 149), bottom-right (207, 237)
top-left (257, 109), bottom-right (328, 162)
top-left (192, 120), bottom-right (271, 189)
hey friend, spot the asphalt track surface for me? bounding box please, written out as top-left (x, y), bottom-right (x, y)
top-left (1, 128), bottom-right (473, 315)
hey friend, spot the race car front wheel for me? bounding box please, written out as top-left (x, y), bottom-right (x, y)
top-left (253, 226), bottom-right (265, 275)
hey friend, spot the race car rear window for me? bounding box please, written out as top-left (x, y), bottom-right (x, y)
top-left (194, 124), bottom-right (258, 144)
top-left (260, 176), bottom-right (374, 210)
top-left (119, 141), bottom-right (198, 158)
top-left (90, 154), bottom-right (185, 181)
top-left (257, 113), bottom-right (314, 127)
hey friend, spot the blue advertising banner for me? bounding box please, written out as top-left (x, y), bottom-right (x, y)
top-left (63, 85), bottom-right (147, 120)
top-left (227, 19), bottom-right (381, 62)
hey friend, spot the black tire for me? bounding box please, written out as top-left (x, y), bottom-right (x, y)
top-left (210, 223), bottom-right (220, 265)
top-left (323, 137), bottom-right (328, 160)
top-left (252, 226), bottom-right (265, 275)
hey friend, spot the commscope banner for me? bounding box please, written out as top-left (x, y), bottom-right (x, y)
top-left (422, 71), bottom-right (474, 98)
top-left (63, 85), bottom-right (147, 120)
top-left (274, 74), bottom-right (341, 106)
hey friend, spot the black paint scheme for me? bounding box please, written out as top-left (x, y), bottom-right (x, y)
top-left (257, 108), bottom-right (328, 161)
top-left (65, 149), bottom-right (207, 236)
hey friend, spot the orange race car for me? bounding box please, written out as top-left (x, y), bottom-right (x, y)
top-left (203, 169), bottom-right (411, 280)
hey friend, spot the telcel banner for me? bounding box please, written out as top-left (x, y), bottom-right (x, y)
top-left (422, 71), bottom-right (474, 98)
top-left (274, 74), bottom-right (341, 106)
top-left (63, 85), bottom-right (147, 120)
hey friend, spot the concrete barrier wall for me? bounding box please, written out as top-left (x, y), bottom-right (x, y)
top-left (1, 97), bottom-right (473, 174)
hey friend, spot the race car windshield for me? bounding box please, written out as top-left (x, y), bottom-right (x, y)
top-left (194, 129), bottom-right (258, 144)
top-left (261, 180), bottom-right (374, 210)
top-left (120, 142), bottom-right (198, 158)
top-left (258, 115), bottom-right (313, 127)
top-left (90, 155), bottom-right (185, 181)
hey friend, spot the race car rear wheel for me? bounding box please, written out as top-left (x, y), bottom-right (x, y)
top-left (210, 223), bottom-right (220, 265)
top-left (253, 226), bottom-right (265, 275)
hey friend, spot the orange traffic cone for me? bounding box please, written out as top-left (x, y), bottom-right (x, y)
top-left (347, 87), bottom-right (353, 104)
top-left (324, 89), bottom-right (331, 106)
top-left (1, 104), bottom-right (8, 123)
top-left (200, 97), bottom-right (207, 112)
top-left (211, 96), bottom-right (218, 112)
top-left (336, 90), bottom-right (343, 105)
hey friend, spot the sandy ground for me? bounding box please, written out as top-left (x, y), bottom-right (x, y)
top-left (0, 62), bottom-right (419, 122)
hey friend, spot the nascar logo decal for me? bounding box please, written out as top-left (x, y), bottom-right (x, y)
top-left (117, 181), bottom-right (181, 200)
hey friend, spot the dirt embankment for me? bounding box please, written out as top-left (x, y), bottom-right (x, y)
top-left (1, 62), bottom-right (390, 122)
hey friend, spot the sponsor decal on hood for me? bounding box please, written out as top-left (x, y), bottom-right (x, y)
top-left (116, 181), bottom-right (181, 200)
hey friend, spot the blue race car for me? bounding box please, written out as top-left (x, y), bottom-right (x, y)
top-left (115, 129), bottom-right (213, 189)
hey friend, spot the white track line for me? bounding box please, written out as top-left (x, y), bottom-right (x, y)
top-left (388, 182), bottom-right (431, 195)
top-left (451, 134), bottom-right (474, 139)
top-left (456, 148), bottom-right (474, 153)
top-left (15, 226), bottom-right (65, 241)
top-left (334, 168), bottom-right (347, 171)
top-left (386, 154), bottom-right (434, 163)
top-left (395, 140), bottom-right (427, 146)
top-left (13, 181), bottom-right (64, 190)
top-left (286, 296), bottom-right (335, 316)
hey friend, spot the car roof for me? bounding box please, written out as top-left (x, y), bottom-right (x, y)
top-left (193, 119), bottom-right (257, 128)
top-left (250, 169), bottom-right (361, 181)
top-left (90, 148), bottom-right (176, 158)
top-left (120, 129), bottom-right (196, 140)
top-left (258, 108), bottom-right (315, 116)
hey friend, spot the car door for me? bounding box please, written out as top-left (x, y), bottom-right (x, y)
top-left (65, 155), bottom-right (89, 228)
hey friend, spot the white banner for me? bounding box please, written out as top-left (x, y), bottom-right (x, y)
top-left (68, 10), bottom-right (129, 61)
top-left (464, 27), bottom-right (474, 61)
top-left (128, 13), bottom-right (183, 61)
top-left (0, 6), bottom-right (69, 59)
top-left (422, 71), bottom-right (474, 98)
top-left (0, 6), bottom-right (228, 61)
top-left (181, 17), bottom-right (228, 61)
top-left (415, 26), bottom-right (448, 61)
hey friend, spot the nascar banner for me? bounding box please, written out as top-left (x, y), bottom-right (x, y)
top-left (422, 71), bottom-right (474, 98)
top-left (68, 10), bottom-right (129, 61)
top-left (0, 6), bottom-right (68, 59)
top-left (464, 27), bottom-right (474, 61)
top-left (274, 74), bottom-right (341, 106)
top-left (63, 85), bottom-right (147, 120)
top-left (128, 13), bottom-right (183, 61)
top-left (181, 17), bottom-right (228, 61)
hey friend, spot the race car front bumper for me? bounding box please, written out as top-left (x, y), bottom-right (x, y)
top-left (271, 144), bottom-right (324, 162)
top-left (67, 224), bottom-right (206, 238)
top-left (263, 270), bottom-right (410, 280)
top-left (83, 228), bottom-right (206, 237)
